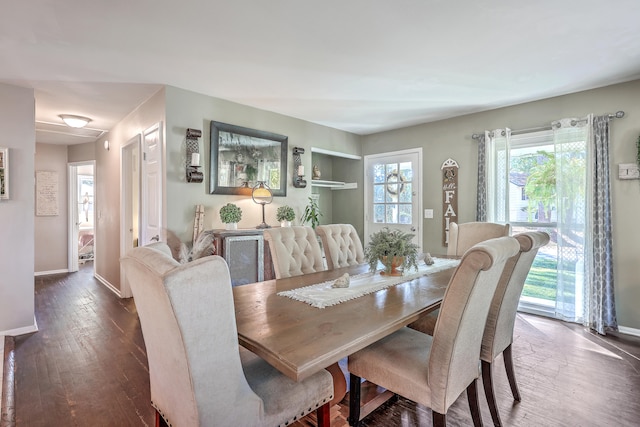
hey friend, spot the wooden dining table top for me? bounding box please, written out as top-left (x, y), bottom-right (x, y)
top-left (233, 261), bottom-right (457, 381)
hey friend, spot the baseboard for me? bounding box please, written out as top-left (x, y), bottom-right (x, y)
top-left (94, 272), bottom-right (122, 298)
top-left (34, 268), bottom-right (69, 276)
top-left (618, 326), bottom-right (640, 338)
top-left (0, 316), bottom-right (39, 337)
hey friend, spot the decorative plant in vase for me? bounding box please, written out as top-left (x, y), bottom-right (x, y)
top-left (219, 203), bottom-right (242, 230)
top-left (301, 196), bottom-right (323, 229)
top-left (276, 205), bottom-right (295, 227)
top-left (364, 227), bottom-right (419, 276)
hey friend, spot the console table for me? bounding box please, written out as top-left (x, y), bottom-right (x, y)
top-left (207, 229), bottom-right (275, 286)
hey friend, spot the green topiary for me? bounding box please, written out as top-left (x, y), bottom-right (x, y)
top-left (276, 205), bottom-right (295, 222)
top-left (219, 203), bottom-right (242, 224)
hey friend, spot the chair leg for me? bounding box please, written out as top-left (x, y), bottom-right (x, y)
top-left (503, 344), bottom-right (521, 401)
top-left (316, 402), bottom-right (330, 427)
top-left (467, 379), bottom-right (484, 427)
top-left (482, 360), bottom-right (502, 426)
top-left (348, 374), bottom-right (362, 427)
top-left (432, 411), bottom-right (447, 427)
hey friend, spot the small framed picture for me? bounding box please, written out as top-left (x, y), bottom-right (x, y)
top-left (0, 147), bottom-right (8, 200)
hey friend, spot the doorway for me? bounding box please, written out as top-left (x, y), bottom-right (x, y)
top-left (68, 161), bottom-right (96, 273)
top-left (363, 148), bottom-right (423, 249)
top-left (120, 134), bottom-right (141, 298)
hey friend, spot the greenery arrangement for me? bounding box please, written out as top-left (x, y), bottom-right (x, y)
top-left (301, 196), bottom-right (323, 229)
top-left (219, 203), bottom-right (242, 224)
top-left (364, 227), bottom-right (419, 275)
top-left (276, 205), bottom-right (295, 222)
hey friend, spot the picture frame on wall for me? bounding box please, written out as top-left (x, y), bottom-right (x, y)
top-left (209, 121), bottom-right (288, 197)
top-left (0, 147), bottom-right (8, 200)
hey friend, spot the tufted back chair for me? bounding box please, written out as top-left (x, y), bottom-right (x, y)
top-left (348, 236), bottom-right (520, 426)
top-left (447, 221), bottom-right (511, 256)
top-left (263, 226), bottom-right (326, 279)
top-left (120, 243), bottom-right (333, 426)
top-left (316, 224), bottom-right (365, 270)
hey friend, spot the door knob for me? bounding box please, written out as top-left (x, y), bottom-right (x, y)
top-left (151, 235), bottom-right (160, 242)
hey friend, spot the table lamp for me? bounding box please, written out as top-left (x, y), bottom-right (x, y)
top-left (252, 181), bottom-right (273, 228)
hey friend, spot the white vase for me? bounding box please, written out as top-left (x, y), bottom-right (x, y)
top-left (225, 222), bottom-right (238, 230)
top-left (280, 220), bottom-right (292, 227)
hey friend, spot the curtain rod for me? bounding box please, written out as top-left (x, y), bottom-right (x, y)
top-left (471, 110), bottom-right (625, 140)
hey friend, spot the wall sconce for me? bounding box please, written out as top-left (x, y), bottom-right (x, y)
top-left (292, 146), bottom-right (307, 188)
top-left (186, 128), bottom-right (203, 183)
top-left (252, 181), bottom-right (273, 228)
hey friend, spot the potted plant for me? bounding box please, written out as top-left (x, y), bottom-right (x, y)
top-left (220, 203), bottom-right (242, 230)
top-left (364, 227), bottom-right (419, 276)
top-left (301, 196), bottom-right (323, 229)
top-left (276, 205), bottom-right (295, 227)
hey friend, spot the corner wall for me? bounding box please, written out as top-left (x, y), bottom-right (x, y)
top-left (0, 83), bottom-right (36, 335)
top-left (359, 79), bottom-right (640, 330)
top-left (164, 86), bottom-right (361, 242)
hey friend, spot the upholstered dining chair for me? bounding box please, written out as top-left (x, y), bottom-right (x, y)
top-left (481, 231), bottom-right (550, 426)
top-left (408, 221), bottom-right (512, 335)
top-left (263, 226), bottom-right (326, 279)
top-left (121, 243), bottom-right (333, 427)
top-left (348, 236), bottom-right (520, 427)
top-left (316, 224), bottom-right (365, 270)
top-left (448, 221), bottom-right (512, 256)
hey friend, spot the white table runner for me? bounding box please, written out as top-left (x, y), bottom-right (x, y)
top-left (277, 257), bottom-right (460, 308)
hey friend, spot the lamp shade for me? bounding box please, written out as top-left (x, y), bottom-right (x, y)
top-left (252, 181), bottom-right (273, 205)
top-left (59, 114), bottom-right (92, 128)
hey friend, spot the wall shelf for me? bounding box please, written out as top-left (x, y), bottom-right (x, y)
top-left (310, 147), bottom-right (362, 160)
top-left (311, 179), bottom-right (358, 190)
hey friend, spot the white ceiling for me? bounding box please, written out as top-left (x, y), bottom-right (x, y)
top-left (2, 0), bottom-right (640, 144)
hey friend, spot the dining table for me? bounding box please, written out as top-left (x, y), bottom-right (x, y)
top-left (232, 259), bottom-right (458, 383)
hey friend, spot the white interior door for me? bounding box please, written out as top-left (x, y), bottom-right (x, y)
top-left (68, 161), bottom-right (95, 272)
top-left (120, 135), bottom-right (141, 298)
top-left (140, 123), bottom-right (163, 246)
top-left (364, 148), bottom-right (423, 249)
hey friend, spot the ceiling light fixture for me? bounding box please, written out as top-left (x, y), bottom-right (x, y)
top-left (59, 114), bottom-right (92, 128)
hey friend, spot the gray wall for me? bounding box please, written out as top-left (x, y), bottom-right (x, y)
top-left (164, 86), bottom-right (361, 241)
top-left (352, 79), bottom-right (640, 331)
top-left (34, 143), bottom-right (69, 273)
top-left (0, 83), bottom-right (35, 334)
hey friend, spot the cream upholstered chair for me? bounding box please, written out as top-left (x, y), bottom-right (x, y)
top-left (481, 231), bottom-right (550, 426)
top-left (447, 221), bottom-right (512, 256)
top-left (120, 243), bottom-right (333, 427)
top-left (316, 224), bottom-right (365, 270)
top-left (408, 221), bottom-right (512, 335)
top-left (348, 236), bottom-right (520, 427)
top-left (263, 226), bottom-right (325, 279)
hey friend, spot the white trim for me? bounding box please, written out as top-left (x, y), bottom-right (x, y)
top-left (0, 316), bottom-right (38, 336)
top-left (94, 272), bottom-right (123, 298)
top-left (34, 269), bottom-right (69, 276)
top-left (618, 326), bottom-right (640, 338)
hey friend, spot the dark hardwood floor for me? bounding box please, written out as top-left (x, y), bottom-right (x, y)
top-left (3, 262), bottom-right (640, 426)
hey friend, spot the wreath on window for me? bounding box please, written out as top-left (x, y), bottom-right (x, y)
top-left (386, 171), bottom-right (406, 195)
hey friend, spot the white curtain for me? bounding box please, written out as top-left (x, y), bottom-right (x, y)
top-left (484, 128), bottom-right (511, 224)
top-left (551, 117), bottom-right (589, 323)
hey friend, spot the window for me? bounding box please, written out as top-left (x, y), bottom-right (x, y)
top-left (487, 127), bottom-right (589, 320)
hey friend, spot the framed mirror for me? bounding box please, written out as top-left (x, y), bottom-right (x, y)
top-left (209, 121), bottom-right (288, 196)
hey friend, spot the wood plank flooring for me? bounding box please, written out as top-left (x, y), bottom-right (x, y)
top-left (3, 262), bottom-right (640, 426)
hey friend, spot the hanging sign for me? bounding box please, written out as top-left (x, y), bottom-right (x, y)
top-left (441, 158), bottom-right (459, 246)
